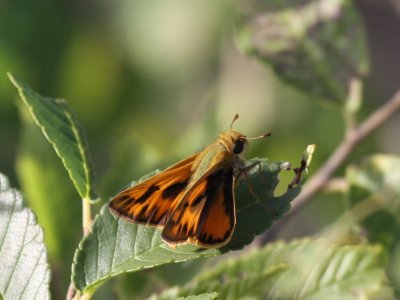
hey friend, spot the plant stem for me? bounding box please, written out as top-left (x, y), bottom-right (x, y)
top-left (289, 87), bottom-right (400, 217)
top-left (67, 198), bottom-right (93, 300)
top-left (82, 197), bottom-right (92, 236)
top-left (344, 78), bottom-right (362, 130)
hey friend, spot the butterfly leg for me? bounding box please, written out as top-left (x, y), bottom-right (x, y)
top-left (240, 162), bottom-right (279, 217)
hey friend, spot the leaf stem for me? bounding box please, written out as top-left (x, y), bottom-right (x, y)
top-left (67, 198), bottom-right (92, 300)
top-left (82, 197), bottom-right (92, 236)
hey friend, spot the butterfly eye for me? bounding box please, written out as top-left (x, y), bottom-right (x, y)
top-left (232, 139), bottom-right (245, 154)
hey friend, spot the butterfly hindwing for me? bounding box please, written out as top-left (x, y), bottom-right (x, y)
top-left (196, 168), bottom-right (235, 247)
top-left (161, 165), bottom-right (236, 248)
top-left (109, 154), bottom-right (197, 226)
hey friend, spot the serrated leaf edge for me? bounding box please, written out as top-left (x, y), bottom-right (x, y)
top-left (8, 73), bottom-right (98, 201)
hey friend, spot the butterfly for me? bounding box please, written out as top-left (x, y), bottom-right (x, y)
top-left (109, 114), bottom-right (271, 248)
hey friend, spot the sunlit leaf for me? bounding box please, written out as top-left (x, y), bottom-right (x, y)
top-left (8, 73), bottom-right (97, 201)
top-left (0, 173), bottom-right (50, 300)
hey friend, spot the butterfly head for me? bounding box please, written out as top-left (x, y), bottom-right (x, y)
top-left (218, 130), bottom-right (247, 155)
top-left (219, 114), bottom-right (271, 156)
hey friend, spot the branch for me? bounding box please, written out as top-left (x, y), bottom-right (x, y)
top-left (289, 87), bottom-right (400, 217)
top-left (259, 86), bottom-right (400, 245)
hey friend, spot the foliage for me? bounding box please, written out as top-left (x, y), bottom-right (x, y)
top-left (235, 0), bottom-right (369, 103)
top-left (152, 239), bottom-right (392, 299)
top-left (0, 173), bottom-right (50, 300)
top-left (1, 0), bottom-right (400, 299)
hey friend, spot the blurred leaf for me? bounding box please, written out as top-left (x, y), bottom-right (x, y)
top-left (72, 159), bottom-right (301, 296)
top-left (0, 173), bottom-right (50, 300)
top-left (115, 260), bottom-right (206, 300)
top-left (346, 154), bottom-right (400, 293)
top-left (153, 264), bottom-right (284, 300)
top-left (8, 73), bottom-right (97, 201)
top-left (150, 291), bottom-right (219, 300)
top-left (181, 293), bottom-right (219, 300)
top-left (347, 154), bottom-right (400, 248)
top-left (115, 272), bottom-right (157, 300)
top-left (235, 0), bottom-right (369, 103)
top-left (153, 239), bottom-right (392, 299)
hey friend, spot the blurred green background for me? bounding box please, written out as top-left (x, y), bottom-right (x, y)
top-left (1, 0), bottom-right (400, 298)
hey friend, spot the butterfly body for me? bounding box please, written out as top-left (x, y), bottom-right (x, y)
top-left (109, 127), bottom-right (262, 248)
top-left (190, 132), bottom-right (246, 183)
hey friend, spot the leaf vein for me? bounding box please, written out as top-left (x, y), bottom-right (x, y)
top-left (0, 190), bottom-right (17, 253)
top-left (4, 202), bottom-right (30, 297)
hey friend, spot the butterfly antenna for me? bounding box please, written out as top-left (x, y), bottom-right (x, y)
top-left (247, 132), bottom-right (272, 141)
top-left (230, 113), bottom-right (239, 129)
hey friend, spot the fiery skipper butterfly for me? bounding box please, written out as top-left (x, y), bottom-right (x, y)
top-left (109, 114), bottom-right (272, 248)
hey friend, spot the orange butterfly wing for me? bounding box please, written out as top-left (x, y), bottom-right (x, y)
top-left (161, 164), bottom-right (236, 248)
top-left (109, 154), bottom-right (197, 226)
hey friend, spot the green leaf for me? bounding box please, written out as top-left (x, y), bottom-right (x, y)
top-left (0, 173), bottom-right (50, 299)
top-left (8, 73), bottom-right (98, 201)
top-left (115, 259), bottom-right (206, 300)
top-left (347, 154), bottom-right (400, 248)
top-left (235, 0), bottom-right (369, 103)
top-left (72, 159), bottom-right (301, 296)
top-left (154, 239), bottom-right (392, 299)
top-left (346, 154), bottom-right (400, 293)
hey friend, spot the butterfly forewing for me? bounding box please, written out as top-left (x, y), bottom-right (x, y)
top-left (161, 166), bottom-right (236, 248)
top-left (109, 154), bottom-right (197, 226)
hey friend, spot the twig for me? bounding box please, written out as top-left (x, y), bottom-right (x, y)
top-left (67, 198), bottom-right (92, 300)
top-left (260, 86), bottom-right (400, 244)
top-left (289, 86), bottom-right (400, 217)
